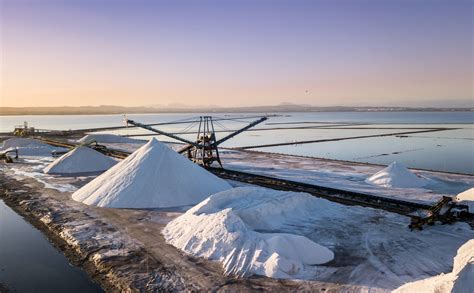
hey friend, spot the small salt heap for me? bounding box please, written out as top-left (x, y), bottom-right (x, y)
top-left (44, 147), bottom-right (117, 175)
top-left (72, 138), bottom-right (231, 208)
top-left (366, 161), bottom-right (426, 188)
top-left (0, 138), bottom-right (66, 156)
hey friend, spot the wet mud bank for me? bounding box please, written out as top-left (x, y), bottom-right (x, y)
top-left (0, 175), bottom-right (188, 292)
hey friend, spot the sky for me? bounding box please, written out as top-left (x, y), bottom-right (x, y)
top-left (0, 0), bottom-right (472, 108)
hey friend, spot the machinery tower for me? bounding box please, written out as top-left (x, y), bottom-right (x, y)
top-left (125, 115), bottom-right (267, 168)
top-left (189, 116), bottom-right (222, 167)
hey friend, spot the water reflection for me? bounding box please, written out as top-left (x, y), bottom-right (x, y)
top-left (0, 200), bottom-right (102, 292)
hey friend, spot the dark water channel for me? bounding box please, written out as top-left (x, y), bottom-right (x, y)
top-left (0, 199), bottom-right (102, 292)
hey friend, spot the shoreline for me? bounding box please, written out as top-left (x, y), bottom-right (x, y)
top-left (0, 175), bottom-right (188, 292)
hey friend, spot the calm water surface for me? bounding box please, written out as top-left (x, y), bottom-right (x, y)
top-left (1, 111), bottom-right (473, 131)
top-left (0, 199), bottom-right (103, 292)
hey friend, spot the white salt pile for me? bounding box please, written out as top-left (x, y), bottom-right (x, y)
top-left (44, 147), bottom-right (117, 175)
top-left (72, 138), bottom-right (231, 208)
top-left (163, 187), bottom-right (335, 279)
top-left (78, 134), bottom-right (139, 144)
top-left (366, 161), bottom-right (426, 188)
top-left (0, 138), bottom-right (66, 156)
top-left (394, 239), bottom-right (473, 293)
top-left (454, 188), bottom-right (474, 212)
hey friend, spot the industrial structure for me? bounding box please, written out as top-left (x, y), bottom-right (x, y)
top-left (13, 122), bottom-right (37, 137)
top-left (125, 116), bottom-right (267, 167)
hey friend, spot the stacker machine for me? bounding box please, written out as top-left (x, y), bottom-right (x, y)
top-left (124, 115), bottom-right (267, 167)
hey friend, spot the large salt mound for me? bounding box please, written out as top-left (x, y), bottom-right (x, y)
top-left (78, 134), bottom-right (139, 144)
top-left (0, 138), bottom-right (66, 156)
top-left (163, 187), bottom-right (335, 279)
top-left (366, 161), bottom-right (426, 188)
top-left (454, 188), bottom-right (474, 212)
top-left (72, 138), bottom-right (231, 208)
top-left (44, 147), bottom-right (117, 175)
top-left (394, 239), bottom-right (473, 293)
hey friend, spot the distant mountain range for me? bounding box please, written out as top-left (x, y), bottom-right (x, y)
top-left (0, 104), bottom-right (472, 115)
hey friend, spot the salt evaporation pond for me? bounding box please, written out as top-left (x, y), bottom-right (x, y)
top-left (0, 199), bottom-right (102, 292)
top-left (1, 112), bottom-right (472, 173)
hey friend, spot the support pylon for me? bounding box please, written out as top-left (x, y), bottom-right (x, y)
top-left (190, 116), bottom-right (222, 167)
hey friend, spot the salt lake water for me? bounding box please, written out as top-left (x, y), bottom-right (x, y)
top-left (1, 112), bottom-right (473, 174)
top-left (0, 199), bottom-right (102, 292)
